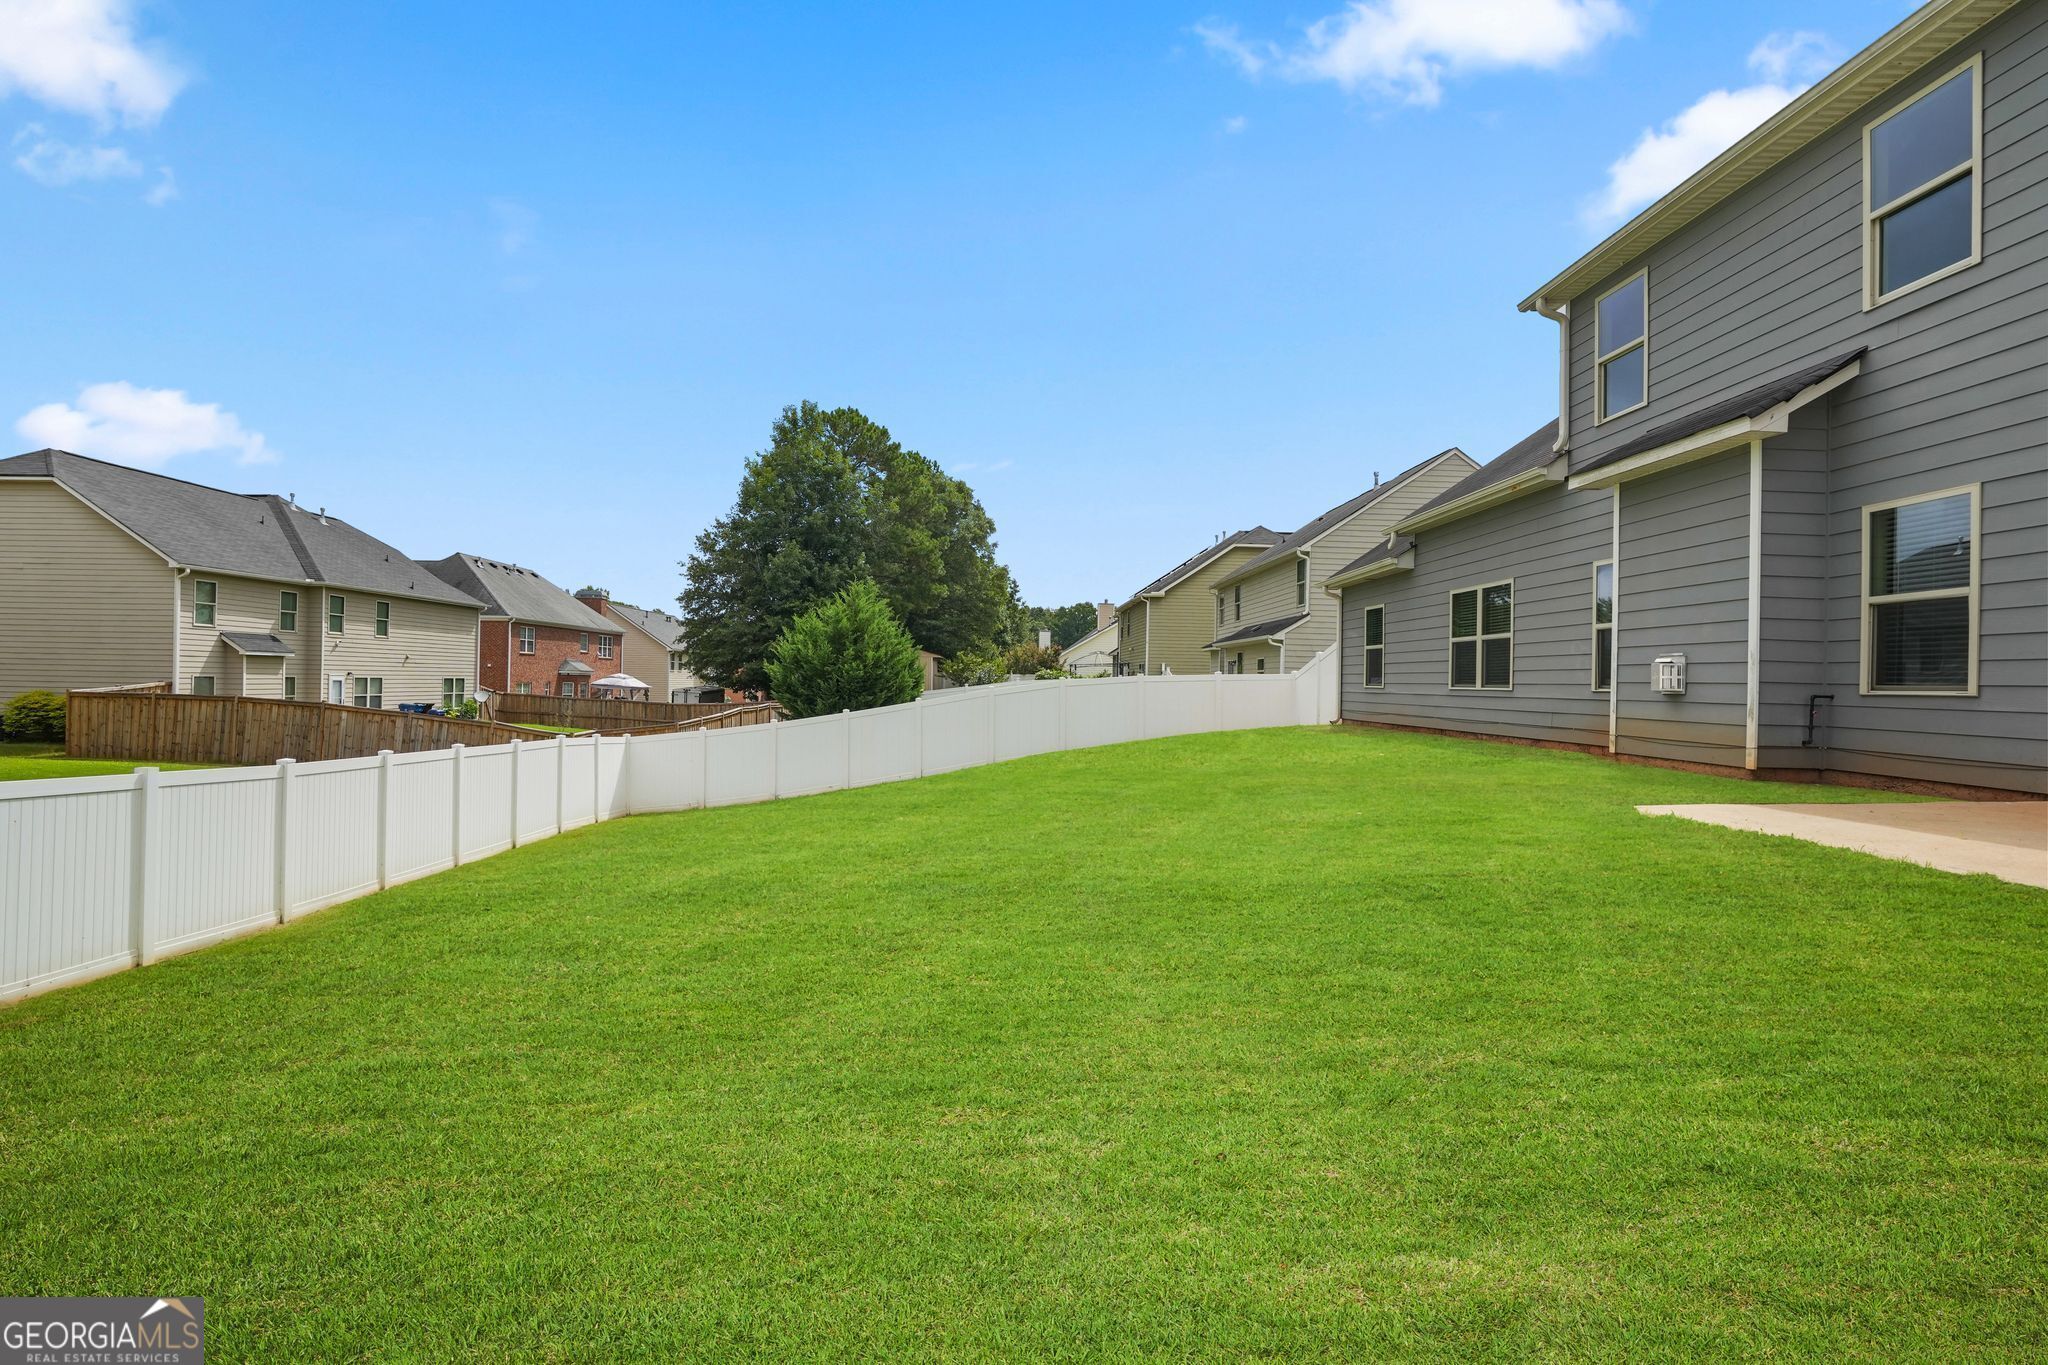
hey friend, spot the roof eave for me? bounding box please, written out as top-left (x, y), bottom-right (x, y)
top-left (1323, 550), bottom-right (1415, 593)
top-left (1519, 0), bottom-right (2013, 310)
top-left (1394, 461), bottom-right (1567, 535)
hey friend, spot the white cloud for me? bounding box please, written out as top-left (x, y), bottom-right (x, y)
top-left (1582, 31), bottom-right (1836, 228)
top-left (143, 162), bottom-right (173, 204)
top-left (1198, 0), bottom-right (1630, 106)
top-left (0, 0), bottom-right (185, 126)
top-left (11, 121), bottom-right (138, 182)
top-left (1221, 114), bottom-right (1248, 134)
top-left (490, 197), bottom-right (536, 256)
top-left (17, 382), bottom-right (276, 467)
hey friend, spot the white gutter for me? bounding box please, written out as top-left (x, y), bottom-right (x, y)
top-left (1395, 460), bottom-right (1568, 535)
top-left (1567, 360), bottom-right (1861, 492)
top-left (1323, 545), bottom-right (1416, 593)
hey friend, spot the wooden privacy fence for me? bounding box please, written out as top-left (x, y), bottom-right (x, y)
top-left (66, 690), bottom-right (546, 765)
top-left (7, 651), bottom-right (1341, 1002)
top-left (487, 693), bottom-right (765, 732)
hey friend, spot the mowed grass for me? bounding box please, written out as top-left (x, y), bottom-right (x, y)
top-left (1, 727), bottom-right (2042, 1360)
top-left (0, 740), bottom-right (213, 781)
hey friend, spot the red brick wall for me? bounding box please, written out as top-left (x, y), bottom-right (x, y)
top-left (500, 620), bottom-right (620, 696)
top-left (480, 620), bottom-right (510, 692)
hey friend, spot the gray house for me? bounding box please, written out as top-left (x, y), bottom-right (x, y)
top-left (1337, 0), bottom-right (2045, 796)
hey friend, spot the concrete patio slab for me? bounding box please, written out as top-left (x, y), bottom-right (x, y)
top-left (1637, 802), bottom-right (2048, 889)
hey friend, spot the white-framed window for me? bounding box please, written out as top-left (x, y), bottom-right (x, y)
top-left (598, 636), bottom-right (613, 660)
top-left (192, 675), bottom-right (215, 696)
top-left (442, 677), bottom-right (467, 710)
top-left (1592, 561), bottom-right (1615, 692)
top-left (1255, 657), bottom-right (1266, 673)
top-left (283, 675), bottom-right (297, 700)
top-left (1295, 557), bottom-right (1308, 608)
top-left (278, 590), bottom-right (298, 632)
top-left (374, 601), bottom-right (390, 637)
top-left (327, 594), bottom-right (345, 633)
top-left (579, 632), bottom-right (589, 654)
top-left (670, 650), bottom-right (686, 671)
top-left (516, 682), bottom-right (532, 695)
top-left (518, 625), bottom-right (536, 654)
top-left (353, 676), bottom-right (383, 709)
top-left (1594, 269), bottom-right (1647, 422)
top-left (1361, 604), bottom-right (1385, 688)
top-left (1216, 593), bottom-right (1225, 628)
top-left (1449, 581), bottom-right (1513, 689)
top-left (193, 580), bottom-right (217, 625)
top-left (1233, 586), bottom-right (1242, 622)
top-left (1864, 55), bottom-right (1981, 308)
top-left (1862, 485), bottom-right (1978, 695)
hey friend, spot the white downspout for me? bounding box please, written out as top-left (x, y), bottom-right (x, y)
top-left (1534, 297), bottom-right (1571, 454)
top-left (171, 567), bottom-right (190, 691)
top-left (1143, 600), bottom-right (1152, 676)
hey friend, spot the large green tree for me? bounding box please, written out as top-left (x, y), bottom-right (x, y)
top-left (679, 402), bottom-right (1017, 685)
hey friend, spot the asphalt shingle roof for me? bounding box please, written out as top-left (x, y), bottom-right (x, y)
top-left (1208, 611), bottom-right (1310, 648)
top-left (421, 554), bottom-right (617, 632)
top-left (1214, 448), bottom-right (1472, 587)
top-left (1398, 421), bottom-right (1562, 526)
top-left (608, 600), bottom-right (687, 650)
top-left (1574, 348), bottom-right (1865, 475)
top-left (219, 631), bottom-right (295, 656)
top-left (1124, 527), bottom-right (1282, 606)
top-left (0, 449), bottom-right (483, 608)
top-left (1327, 535), bottom-right (1416, 582)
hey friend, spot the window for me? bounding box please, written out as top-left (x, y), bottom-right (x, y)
top-left (1255, 658), bottom-right (1266, 673)
top-left (374, 601), bottom-right (390, 637)
top-left (1863, 486), bottom-right (1977, 694)
top-left (192, 675), bottom-right (215, 696)
top-left (283, 675), bottom-right (297, 700)
top-left (598, 636), bottom-right (613, 660)
top-left (278, 590), bottom-right (298, 631)
top-left (1450, 582), bottom-right (1512, 689)
top-left (516, 682), bottom-right (532, 695)
top-left (1362, 605), bottom-right (1385, 688)
top-left (1234, 652), bottom-right (1244, 674)
top-left (1865, 58), bottom-right (1981, 306)
top-left (670, 650), bottom-right (687, 672)
top-left (353, 676), bottom-right (383, 709)
top-left (518, 625), bottom-right (536, 654)
top-left (328, 595), bottom-right (345, 633)
top-left (1296, 557), bottom-right (1308, 608)
top-left (1592, 562), bottom-right (1615, 692)
top-left (579, 632), bottom-right (589, 654)
top-left (1233, 586), bottom-right (1242, 622)
top-left (1594, 270), bottom-right (1647, 421)
top-left (442, 677), bottom-right (467, 710)
top-left (194, 580), bottom-right (216, 625)
top-left (1217, 594), bottom-right (1225, 628)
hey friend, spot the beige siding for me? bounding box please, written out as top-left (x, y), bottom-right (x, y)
top-left (178, 572), bottom-right (311, 698)
top-left (0, 480), bottom-right (175, 702)
top-left (1115, 600), bottom-right (1148, 672)
top-left (317, 590), bottom-right (481, 708)
top-left (1133, 545), bottom-right (1269, 675)
top-left (613, 619), bottom-right (670, 698)
top-left (1211, 457), bottom-right (1476, 670)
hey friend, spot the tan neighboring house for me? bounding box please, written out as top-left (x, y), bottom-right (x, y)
top-left (0, 448), bottom-right (486, 707)
top-left (1059, 602), bottom-right (1118, 676)
top-left (582, 593), bottom-right (712, 702)
top-left (1114, 528), bottom-right (1281, 675)
top-left (1204, 448), bottom-right (1477, 674)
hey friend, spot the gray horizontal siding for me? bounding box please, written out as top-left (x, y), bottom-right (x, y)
top-left (1339, 482), bottom-right (1612, 747)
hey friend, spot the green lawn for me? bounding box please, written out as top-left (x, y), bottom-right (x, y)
top-left (0, 740), bottom-right (213, 781)
top-left (2, 727), bottom-right (2041, 1360)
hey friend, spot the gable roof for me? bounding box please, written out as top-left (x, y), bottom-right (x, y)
top-left (1394, 422), bottom-right (1564, 532)
top-left (607, 600), bottom-right (687, 650)
top-left (1119, 526), bottom-right (1282, 610)
top-left (1325, 535), bottom-right (1416, 588)
top-left (1211, 448), bottom-right (1475, 590)
top-left (0, 448), bottom-right (484, 608)
top-left (422, 553), bottom-right (617, 631)
top-left (1520, 0), bottom-right (2018, 311)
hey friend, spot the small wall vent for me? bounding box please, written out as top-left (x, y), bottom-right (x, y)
top-left (1654, 654), bottom-right (1687, 696)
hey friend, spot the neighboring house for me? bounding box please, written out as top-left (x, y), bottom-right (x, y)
top-left (422, 554), bottom-right (624, 699)
top-left (1338, 0), bottom-right (2047, 795)
top-left (0, 449), bottom-right (484, 707)
top-left (1204, 449), bottom-right (1476, 674)
top-left (1115, 528), bottom-right (1282, 675)
top-left (1060, 602), bottom-right (1118, 676)
top-left (575, 591), bottom-right (710, 702)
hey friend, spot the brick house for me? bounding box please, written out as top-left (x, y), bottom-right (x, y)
top-left (422, 553), bottom-right (625, 698)
top-left (571, 589), bottom-right (710, 702)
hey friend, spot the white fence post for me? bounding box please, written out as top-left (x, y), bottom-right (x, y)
top-left (699, 731), bottom-right (711, 810)
top-left (915, 699), bottom-right (926, 777)
top-left (591, 736), bottom-right (604, 822)
top-left (842, 710), bottom-right (853, 791)
top-left (1138, 673), bottom-right (1151, 740)
top-left (618, 733), bottom-right (633, 817)
top-left (376, 749), bottom-right (394, 890)
top-left (509, 738), bottom-right (523, 848)
top-left (554, 735), bottom-right (567, 833)
top-left (130, 766), bottom-right (161, 966)
top-left (1058, 677), bottom-right (1069, 751)
top-left (273, 757), bottom-right (294, 921)
top-left (450, 744), bottom-right (466, 866)
top-left (1213, 670), bottom-right (1223, 729)
top-left (772, 710), bottom-right (783, 798)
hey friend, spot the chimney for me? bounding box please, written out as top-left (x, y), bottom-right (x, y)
top-left (1037, 629), bottom-right (1052, 649)
top-left (574, 586), bottom-right (611, 616)
top-left (1096, 600), bottom-right (1115, 630)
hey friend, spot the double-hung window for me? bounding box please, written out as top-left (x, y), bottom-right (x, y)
top-left (442, 677), bottom-right (467, 710)
top-left (1295, 557), bottom-right (1308, 608)
top-left (1216, 594), bottom-right (1225, 628)
top-left (518, 625), bottom-right (537, 654)
top-left (1865, 57), bottom-right (1981, 307)
top-left (374, 601), bottom-right (391, 637)
top-left (328, 594), bottom-right (345, 633)
top-left (194, 580), bottom-right (217, 625)
top-left (283, 676), bottom-right (297, 700)
top-left (1592, 562), bottom-right (1615, 692)
top-left (1233, 586), bottom-right (1242, 622)
top-left (579, 632), bottom-right (589, 654)
top-left (1594, 270), bottom-right (1647, 421)
top-left (598, 636), bottom-right (613, 660)
top-left (278, 590), bottom-right (297, 631)
top-left (1361, 605), bottom-right (1385, 688)
top-left (1863, 486), bottom-right (1977, 695)
top-left (353, 676), bottom-right (383, 709)
top-left (1449, 582), bottom-right (1512, 689)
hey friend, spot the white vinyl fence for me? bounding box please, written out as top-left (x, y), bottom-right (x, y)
top-left (3, 650), bottom-right (1337, 1002)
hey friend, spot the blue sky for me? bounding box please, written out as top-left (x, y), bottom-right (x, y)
top-left (0, 1), bottom-right (1909, 614)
